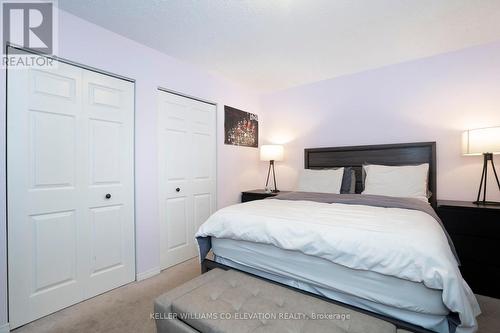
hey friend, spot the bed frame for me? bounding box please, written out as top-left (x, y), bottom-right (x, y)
top-left (201, 141), bottom-right (458, 333)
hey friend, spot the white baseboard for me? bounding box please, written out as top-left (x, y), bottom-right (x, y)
top-left (136, 266), bottom-right (160, 281)
top-left (0, 322), bottom-right (10, 333)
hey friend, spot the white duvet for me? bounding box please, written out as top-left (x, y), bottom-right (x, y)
top-left (195, 199), bottom-right (481, 333)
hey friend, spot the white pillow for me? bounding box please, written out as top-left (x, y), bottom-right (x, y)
top-left (362, 164), bottom-right (429, 201)
top-left (297, 168), bottom-right (344, 194)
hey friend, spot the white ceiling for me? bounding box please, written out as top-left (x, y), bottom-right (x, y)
top-left (58, 0), bottom-right (500, 92)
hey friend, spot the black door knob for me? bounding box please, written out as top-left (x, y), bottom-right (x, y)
top-left (105, 193), bottom-right (111, 199)
top-left (175, 188), bottom-right (180, 192)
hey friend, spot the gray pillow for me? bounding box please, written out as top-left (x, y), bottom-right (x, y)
top-left (340, 167), bottom-right (356, 194)
top-left (349, 169), bottom-right (356, 193)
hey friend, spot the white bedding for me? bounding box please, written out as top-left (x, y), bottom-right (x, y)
top-left (195, 199), bottom-right (481, 333)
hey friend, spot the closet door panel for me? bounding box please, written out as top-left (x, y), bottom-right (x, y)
top-left (83, 70), bottom-right (135, 298)
top-left (32, 211), bottom-right (77, 291)
top-left (158, 93), bottom-right (193, 268)
top-left (158, 91), bottom-right (216, 270)
top-left (7, 61), bottom-right (85, 329)
top-left (193, 194), bottom-right (211, 231)
top-left (190, 100), bottom-right (216, 237)
top-left (30, 111), bottom-right (76, 187)
top-left (89, 205), bottom-right (125, 275)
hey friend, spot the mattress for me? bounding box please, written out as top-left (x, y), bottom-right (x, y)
top-left (212, 237), bottom-right (450, 333)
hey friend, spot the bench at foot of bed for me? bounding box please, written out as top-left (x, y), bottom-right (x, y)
top-left (154, 268), bottom-right (422, 333)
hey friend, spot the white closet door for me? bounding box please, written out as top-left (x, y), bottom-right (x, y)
top-left (8, 59), bottom-right (86, 329)
top-left (83, 70), bottom-right (135, 297)
top-left (7, 55), bottom-right (135, 328)
top-left (158, 91), bottom-right (216, 269)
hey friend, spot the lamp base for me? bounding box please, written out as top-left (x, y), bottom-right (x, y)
top-left (265, 160), bottom-right (279, 193)
top-left (474, 153), bottom-right (500, 206)
top-left (473, 200), bottom-right (500, 206)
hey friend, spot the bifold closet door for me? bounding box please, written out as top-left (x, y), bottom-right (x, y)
top-left (158, 91), bottom-right (216, 269)
top-left (7, 53), bottom-right (135, 328)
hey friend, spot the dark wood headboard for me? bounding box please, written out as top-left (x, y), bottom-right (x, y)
top-left (304, 142), bottom-right (437, 207)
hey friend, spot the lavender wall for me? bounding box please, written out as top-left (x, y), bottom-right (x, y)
top-left (0, 10), bottom-right (262, 326)
top-left (261, 41), bottom-right (500, 202)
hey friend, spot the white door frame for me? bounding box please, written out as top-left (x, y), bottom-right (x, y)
top-left (5, 45), bottom-right (138, 325)
top-left (157, 86), bottom-right (218, 269)
top-left (6, 44), bottom-right (135, 82)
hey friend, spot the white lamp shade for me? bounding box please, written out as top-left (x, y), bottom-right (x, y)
top-left (260, 145), bottom-right (284, 161)
top-left (462, 127), bottom-right (500, 155)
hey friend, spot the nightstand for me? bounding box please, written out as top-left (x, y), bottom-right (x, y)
top-left (436, 200), bottom-right (500, 298)
top-left (241, 190), bottom-right (290, 203)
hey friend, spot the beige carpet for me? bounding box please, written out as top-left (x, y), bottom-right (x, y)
top-left (12, 258), bottom-right (200, 333)
top-left (12, 258), bottom-right (500, 333)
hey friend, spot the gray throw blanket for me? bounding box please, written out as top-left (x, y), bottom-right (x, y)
top-left (270, 192), bottom-right (460, 264)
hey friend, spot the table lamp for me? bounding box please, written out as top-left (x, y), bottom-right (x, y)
top-left (462, 126), bottom-right (500, 205)
top-left (260, 145), bottom-right (284, 193)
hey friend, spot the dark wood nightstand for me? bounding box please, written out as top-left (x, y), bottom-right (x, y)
top-left (241, 190), bottom-right (291, 203)
top-left (436, 200), bottom-right (500, 298)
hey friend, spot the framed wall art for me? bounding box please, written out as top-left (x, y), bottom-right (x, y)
top-left (224, 105), bottom-right (258, 148)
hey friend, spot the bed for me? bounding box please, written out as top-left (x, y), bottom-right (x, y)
top-left (195, 142), bottom-right (480, 333)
